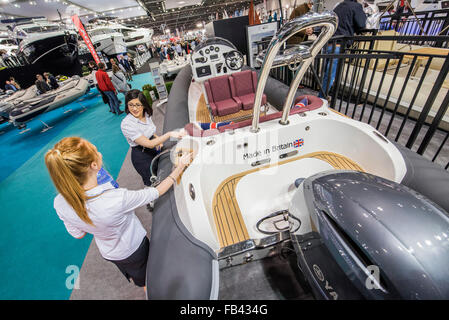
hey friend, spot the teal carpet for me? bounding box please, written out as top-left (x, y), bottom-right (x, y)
top-left (0, 72), bottom-right (154, 299)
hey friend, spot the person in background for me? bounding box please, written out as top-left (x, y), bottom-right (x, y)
top-left (121, 89), bottom-right (187, 190)
top-left (45, 137), bottom-right (193, 291)
top-left (319, 0), bottom-right (366, 98)
top-left (121, 55), bottom-right (134, 81)
top-left (175, 42), bottom-right (183, 57)
top-left (111, 64), bottom-right (130, 97)
top-left (287, 0), bottom-right (314, 45)
top-left (166, 44), bottom-right (175, 60)
top-left (35, 74), bottom-right (51, 94)
top-left (88, 60), bottom-right (112, 112)
top-left (44, 72), bottom-right (59, 90)
top-left (159, 47), bottom-right (166, 61)
top-left (95, 62), bottom-right (123, 115)
top-left (110, 58), bottom-right (125, 74)
top-left (121, 54), bottom-right (133, 73)
top-left (9, 77), bottom-right (20, 90)
top-left (128, 54), bottom-right (137, 73)
top-left (5, 80), bottom-right (18, 92)
top-left (114, 56), bottom-right (133, 82)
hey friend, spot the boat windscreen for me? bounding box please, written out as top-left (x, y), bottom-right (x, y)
top-left (22, 25), bottom-right (61, 33)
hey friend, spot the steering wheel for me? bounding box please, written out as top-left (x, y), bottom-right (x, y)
top-left (225, 50), bottom-right (244, 70)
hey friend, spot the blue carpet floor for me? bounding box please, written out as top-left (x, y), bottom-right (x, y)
top-left (0, 72), bottom-right (154, 299)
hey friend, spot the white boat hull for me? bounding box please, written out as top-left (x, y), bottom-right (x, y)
top-left (92, 34), bottom-right (126, 56)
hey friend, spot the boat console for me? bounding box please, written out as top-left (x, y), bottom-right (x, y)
top-left (191, 37), bottom-right (244, 82)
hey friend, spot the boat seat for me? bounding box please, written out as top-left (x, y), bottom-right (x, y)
top-left (229, 70), bottom-right (267, 110)
top-left (217, 95), bottom-right (323, 133)
top-left (204, 75), bottom-right (241, 116)
top-left (187, 95), bottom-right (323, 137)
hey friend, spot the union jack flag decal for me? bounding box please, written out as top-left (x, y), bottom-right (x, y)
top-left (294, 138), bottom-right (304, 148)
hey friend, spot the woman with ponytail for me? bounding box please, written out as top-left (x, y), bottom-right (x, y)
top-left (45, 137), bottom-right (192, 289)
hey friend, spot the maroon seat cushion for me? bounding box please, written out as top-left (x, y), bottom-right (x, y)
top-left (218, 95), bottom-right (324, 132)
top-left (209, 75), bottom-right (233, 101)
top-left (239, 93), bottom-right (267, 110)
top-left (208, 75), bottom-right (241, 115)
top-left (230, 70), bottom-right (267, 110)
top-left (232, 70), bottom-right (255, 97)
top-left (215, 99), bottom-right (240, 116)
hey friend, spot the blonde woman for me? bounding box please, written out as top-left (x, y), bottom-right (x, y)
top-left (45, 137), bottom-right (192, 290)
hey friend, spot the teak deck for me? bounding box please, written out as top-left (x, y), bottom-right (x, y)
top-left (212, 151), bottom-right (365, 248)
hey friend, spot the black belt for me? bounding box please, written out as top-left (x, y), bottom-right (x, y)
top-left (132, 135), bottom-right (157, 153)
top-left (133, 145), bottom-right (156, 153)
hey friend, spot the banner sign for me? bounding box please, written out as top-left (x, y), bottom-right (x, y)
top-left (71, 14), bottom-right (100, 64)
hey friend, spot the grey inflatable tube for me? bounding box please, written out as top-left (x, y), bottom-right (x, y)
top-left (394, 143), bottom-right (449, 213)
top-left (145, 65), bottom-right (218, 300)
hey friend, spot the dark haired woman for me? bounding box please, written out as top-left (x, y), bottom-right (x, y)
top-left (121, 89), bottom-right (186, 188)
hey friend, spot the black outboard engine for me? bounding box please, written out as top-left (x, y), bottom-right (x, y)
top-left (289, 171), bottom-right (449, 300)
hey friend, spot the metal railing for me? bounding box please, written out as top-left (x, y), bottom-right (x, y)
top-left (267, 35), bottom-right (449, 170)
top-left (379, 8), bottom-right (449, 35)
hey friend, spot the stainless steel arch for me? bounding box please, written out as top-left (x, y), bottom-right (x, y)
top-left (251, 11), bottom-right (338, 132)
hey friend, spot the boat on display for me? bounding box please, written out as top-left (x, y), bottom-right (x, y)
top-left (160, 53), bottom-right (191, 78)
top-left (0, 76), bottom-right (89, 128)
top-left (2, 17), bottom-right (78, 65)
top-left (145, 11), bottom-right (449, 300)
top-left (87, 25), bottom-right (127, 56)
top-left (108, 23), bottom-right (153, 48)
top-left (0, 32), bottom-right (18, 55)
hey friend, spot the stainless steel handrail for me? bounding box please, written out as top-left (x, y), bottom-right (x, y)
top-left (251, 11), bottom-right (338, 132)
top-left (255, 44), bottom-right (312, 69)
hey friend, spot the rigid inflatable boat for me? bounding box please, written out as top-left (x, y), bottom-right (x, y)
top-left (160, 54), bottom-right (191, 79)
top-left (0, 76), bottom-right (89, 128)
top-left (146, 12), bottom-right (449, 300)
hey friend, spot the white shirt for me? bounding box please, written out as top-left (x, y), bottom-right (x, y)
top-left (54, 182), bottom-right (159, 261)
top-left (91, 70), bottom-right (97, 85)
top-left (111, 71), bottom-right (129, 93)
top-left (121, 113), bottom-right (157, 147)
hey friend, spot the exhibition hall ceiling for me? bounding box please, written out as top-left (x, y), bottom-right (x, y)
top-left (138, 0), bottom-right (264, 35)
top-left (0, 0), bottom-right (263, 34)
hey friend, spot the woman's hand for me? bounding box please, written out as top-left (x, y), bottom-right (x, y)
top-left (178, 152), bottom-right (193, 168)
top-left (169, 129), bottom-right (187, 139)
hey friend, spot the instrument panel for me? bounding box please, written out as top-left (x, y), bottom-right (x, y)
top-left (191, 37), bottom-right (243, 82)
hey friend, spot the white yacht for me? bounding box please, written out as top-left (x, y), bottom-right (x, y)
top-left (0, 32), bottom-right (18, 55)
top-left (88, 26), bottom-right (127, 56)
top-left (109, 23), bottom-right (153, 48)
top-left (5, 18), bottom-right (78, 65)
